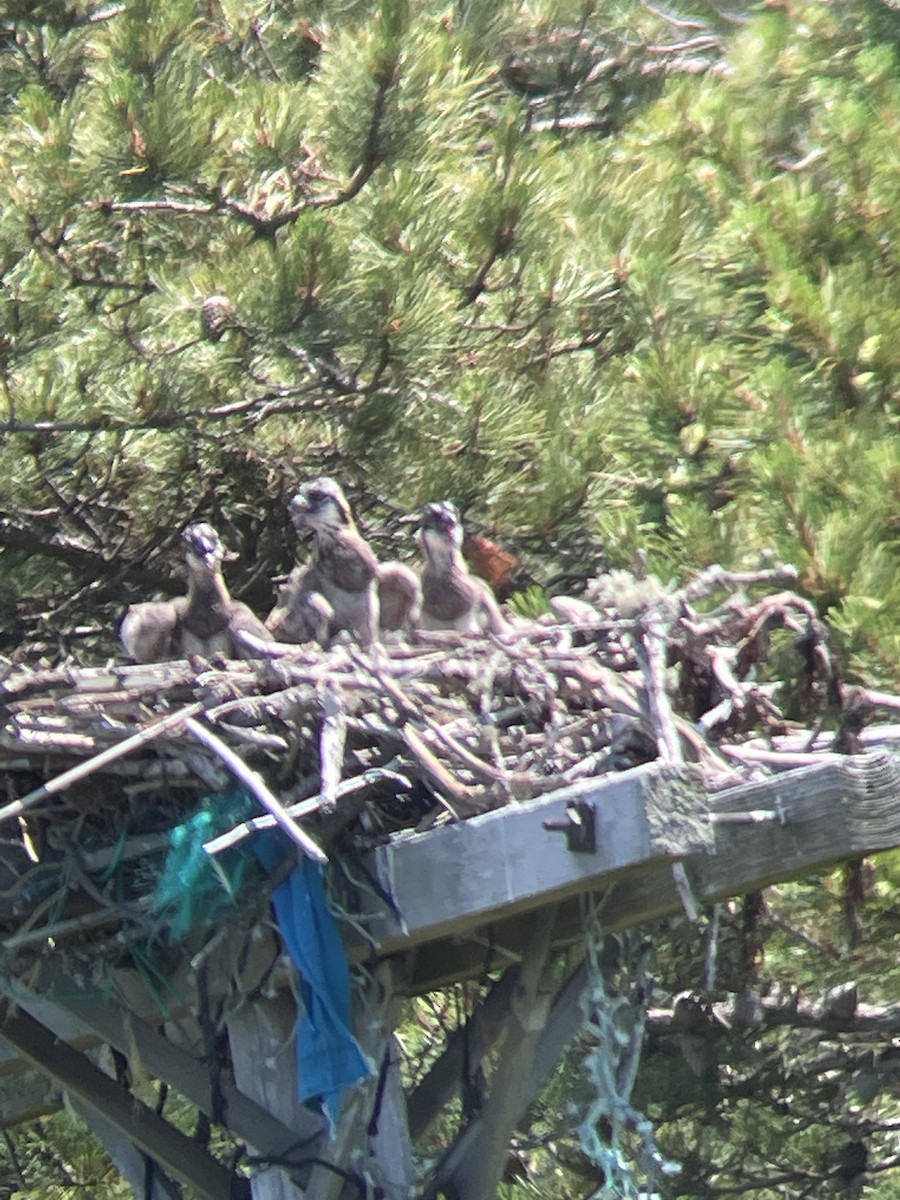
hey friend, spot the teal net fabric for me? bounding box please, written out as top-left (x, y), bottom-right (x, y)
top-left (150, 788), bottom-right (257, 941)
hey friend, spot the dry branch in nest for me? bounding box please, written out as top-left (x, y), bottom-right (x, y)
top-left (1, 563), bottom-right (899, 960)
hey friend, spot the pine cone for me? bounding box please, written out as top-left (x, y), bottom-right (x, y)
top-left (200, 295), bottom-right (237, 342)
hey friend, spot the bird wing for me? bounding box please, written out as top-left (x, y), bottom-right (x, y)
top-left (119, 598), bottom-right (184, 663)
top-left (377, 562), bottom-right (422, 631)
top-left (227, 600), bottom-right (276, 659)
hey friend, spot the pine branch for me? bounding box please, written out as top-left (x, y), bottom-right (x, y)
top-left (91, 60), bottom-right (398, 240)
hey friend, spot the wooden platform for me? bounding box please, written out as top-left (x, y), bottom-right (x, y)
top-left (0, 569), bottom-right (897, 1197)
top-left (1, 753), bottom-right (897, 1089)
top-left (0, 750), bottom-right (899, 1197)
top-left (348, 752), bottom-right (900, 991)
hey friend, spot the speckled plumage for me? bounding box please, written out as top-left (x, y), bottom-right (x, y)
top-left (417, 502), bottom-right (509, 635)
top-left (120, 523), bottom-right (272, 662)
top-left (377, 561), bottom-right (422, 633)
top-left (270, 479), bottom-right (422, 646)
top-left (269, 478), bottom-right (380, 646)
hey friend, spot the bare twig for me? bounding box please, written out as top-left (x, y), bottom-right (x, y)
top-left (0, 703), bottom-right (204, 824)
top-left (202, 768), bottom-right (411, 855)
top-left (184, 717), bottom-right (327, 864)
top-left (318, 681), bottom-right (347, 811)
top-left (368, 658), bottom-right (537, 796)
top-left (634, 611), bottom-right (682, 764)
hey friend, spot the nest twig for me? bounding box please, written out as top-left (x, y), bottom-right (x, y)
top-left (0, 564), bottom-right (894, 959)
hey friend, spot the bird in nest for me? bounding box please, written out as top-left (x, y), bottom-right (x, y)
top-left (417, 500), bottom-right (509, 634)
top-left (120, 523), bottom-right (273, 663)
top-left (266, 477), bottom-right (421, 648)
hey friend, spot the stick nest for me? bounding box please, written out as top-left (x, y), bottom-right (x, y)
top-left (0, 563), bottom-right (897, 958)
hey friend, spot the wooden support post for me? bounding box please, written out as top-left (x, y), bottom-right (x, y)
top-left (31, 984), bottom-right (326, 1161)
top-left (408, 960), bottom-right (589, 1149)
top-left (0, 1000), bottom-right (248, 1200)
top-left (0, 968), bottom-right (324, 1160)
top-left (424, 956), bottom-right (590, 1199)
top-left (227, 993), bottom-right (309, 1200)
top-left (447, 906), bottom-right (557, 1200)
top-left (407, 965), bottom-right (521, 1140)
top-left (305, 961), bottom-right (413, 1200)
top-left (368, 1033), bottom-right (416, 1200)
top-left (525, 960), bottom-right (589, 1096)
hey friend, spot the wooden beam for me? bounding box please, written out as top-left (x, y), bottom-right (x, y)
top-left (0, 930), bottom-right (326, 1158)
top-left (73, 1097), bottom-right (185, 1200)
top-left (2, 975), bottom-right (324, 1164)
top-left (0, 1000), bottom-right (249, 1200)
top-left (414, 755), bottom-right (900, 1179)
top-left (0, 1069), bottom-right (59, 1127)
top-left (407, 966), bottom-right (521, 1140)
top-left (525, 960), bottom-right (589, 1097)
top-left (423, 959), bottom-right (590, 1191)
top-left (227, 995), bottom-right (309, 1200)
top-left (433, 909), bottom-right (557, 1200)
top-left (368, 1035), bottom-right (415, 1200)
top-left (411, 959), bottom-right (589, 1169)
top-left (360, 762), bottom-right (711, 955)
top-left (0, 924), bottom-right (320, 1147)
top-left (704, 751), bottom-right (900, 890)
top-left (595, 751), bottom-right (900, 936)
top-left (0, 923), bottom-right (288, 1084)
top-left (355, 754), bottom-right (900, 993)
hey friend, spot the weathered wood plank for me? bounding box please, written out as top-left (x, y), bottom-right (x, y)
top-left (0, 1066), bottom-right (59, 1127)
top-left (421, 959), bottom-right (591, 1198)
top-left (407, 967), bottom-right (521, 1140)
top-left (0, 1000), bottom-right (249, 1200)
top-left (73, 1097), bottom-right (185, 1200)
top-left (6, 978), bottom-right (325, 1159)
top-left (362, 762), bottom-right (711, 954)
top-left (227, 997), bottom-right (308, 1200)
top-left (554, 754), bottom-right (900, 964)
top-left (352, 753), bottom-right (900, 992)
top-left (702, 751), bottom-right (900, 895)
top-left (445, 907), bottom-right (557, 1200)
top-left (0, 937), bottom-right (328, 1164)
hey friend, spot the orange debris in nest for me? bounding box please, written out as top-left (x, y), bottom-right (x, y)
top-left (462, 532), bottom-right (518, 600)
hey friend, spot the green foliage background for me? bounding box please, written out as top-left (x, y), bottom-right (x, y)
top-left (1, 0), bottom-right (898, 678)
top-left (1, 0), bottom-right (900, 1195)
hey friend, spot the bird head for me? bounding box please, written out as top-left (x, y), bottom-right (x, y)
top-left (289, 477), bottom-right (353, 535)
top-left (419, 500), bottom-right (463, 553)
top-left (182, 523), bottom-right (225, 575)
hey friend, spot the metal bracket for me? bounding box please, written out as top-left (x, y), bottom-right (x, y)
top-left (543, 800), bottom-right (596, 853)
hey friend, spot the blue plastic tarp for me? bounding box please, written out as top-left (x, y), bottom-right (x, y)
top-left (254, 835), bottom-right (370, 1129)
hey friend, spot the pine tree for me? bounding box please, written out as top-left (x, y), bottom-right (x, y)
top-left (1, 0), bottom-right (898, 677)
top-left (1, 1), bottom-right (900, 1195)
